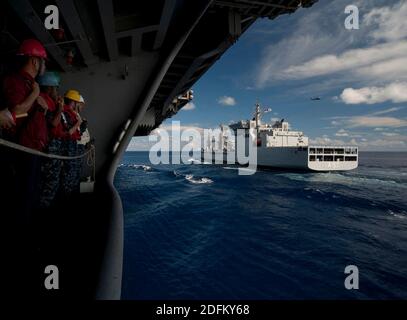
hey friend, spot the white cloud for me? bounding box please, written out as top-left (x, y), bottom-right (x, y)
top-left (371, 107), bottom-right (403, 115)
top-left (356, 136), bottom-right (407, 150)
top-left (310, 133), bottom-right (407, 151)
top-left (182, 102), bottom-right (196, 111)
top-left (382, 132), bottom-right (399, 137)
top-left (254, 0), bottom-right (407, 88)
top-left (280, 41), bottom-right (407, 81)
top-left (253, 0), bottom-right (361, 87)
top-left (355, 57), bottom-right (407, 81)
top-left (364, 1), bottom-right (407, 42)
top-left (335, 129), bottom-right (349, 137)
top-left (336, 116), bottom-right (407, 128)
top-left (329, 105), bottom-right (407, 129)
top-left (340, 82), bottom-right (407, 104)
top-left (217, 96), bottom-right (236, 106)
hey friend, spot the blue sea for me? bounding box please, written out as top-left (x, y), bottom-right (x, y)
top-left (115, 151), bottom-right (407, 299)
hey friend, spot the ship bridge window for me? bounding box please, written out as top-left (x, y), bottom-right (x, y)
top-left (334, 156), bottom-right (344, 161)
top-left (309, 148), bottom-right (316, 154)
top-left (345, 156), bottom-right (357, 161)
top-left (309, 155), bottom-right (316, 161)
top-left (345, 148), bottom-right (358, 154)
top-left (324, 148), bottom-right (334, 154)
top-left (323, 155), bottom-right (334, 161)
top-left (334, 148), bottom-right (344, 154)
top-left (317, 148), bottom-right (323, 154)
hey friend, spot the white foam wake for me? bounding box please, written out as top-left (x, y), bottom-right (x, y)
top-left (185, 174), bottom-right (213, 184)
top-left (173, 171), bottom-right (213, 184)
top-left (121, 164), bottom-right (152, 171)
top-left (388, 209), bottom-right (407, 219)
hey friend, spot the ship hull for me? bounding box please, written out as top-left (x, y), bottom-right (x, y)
top-left (201, 146), bottom-right (358, 171)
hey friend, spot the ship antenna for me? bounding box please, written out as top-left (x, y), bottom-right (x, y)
top-left (255, 100), bottom-right (261, 131)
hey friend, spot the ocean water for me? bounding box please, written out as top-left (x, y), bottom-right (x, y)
top-left (115, 152), bottom-right (407, 300)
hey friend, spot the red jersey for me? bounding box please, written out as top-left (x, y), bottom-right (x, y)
top-left (2, 70), bottom-right (48, 150)
top-left (41, 93), bottom-right (68, 140)
top-left (62, 105), bottom-right (81, 141)
top-left (2, 70), bottom-right (35, 135)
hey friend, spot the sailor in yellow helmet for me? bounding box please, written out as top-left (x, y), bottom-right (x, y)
top-left (64, 89), bottom-right (81, 103)
top-left (60, 89), bottom-right (83, 198)
top-left (63, 89), bottom-right (82, 140)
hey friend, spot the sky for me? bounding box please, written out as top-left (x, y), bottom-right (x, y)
top-left (129, 0), bottom-right (407, 152)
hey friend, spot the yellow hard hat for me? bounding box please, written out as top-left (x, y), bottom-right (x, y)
top-left (65, 89), bottom-right (81, 102)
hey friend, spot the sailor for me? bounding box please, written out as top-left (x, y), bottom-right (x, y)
top-left (60, 89), bottom-right (82, 197)
top-left (0, 39), bottom-right (49, 294)
top-left (76, 95), bottom-right (91, 186)
top-left (37, 71), bottom-right (66, 209)
top-left (76, 94), bottom-right (90, 151)
top-left (1, 38), bottom-right (48, 226)
top-left (2, 39), bottom-right (48, 147)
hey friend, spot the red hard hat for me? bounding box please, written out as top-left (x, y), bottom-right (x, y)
top-left (16, 39), bottom-right (47, 59)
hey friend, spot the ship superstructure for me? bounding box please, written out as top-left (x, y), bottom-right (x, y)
top-left (203, 103), bottom-right (358, 171)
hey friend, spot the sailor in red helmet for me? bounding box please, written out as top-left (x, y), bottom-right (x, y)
top-left (3, 39), bottom-right (48, 137)
top-left (1, 38), bottom-right (49, 229)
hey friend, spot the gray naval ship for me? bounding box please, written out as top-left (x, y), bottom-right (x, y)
top-left (202, 103), bottom-right (359, 171)
top-left (0, 0), bottom-right (318, 299)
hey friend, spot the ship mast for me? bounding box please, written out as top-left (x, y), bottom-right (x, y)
top-left (255, 101), bottom-right (261, 135)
